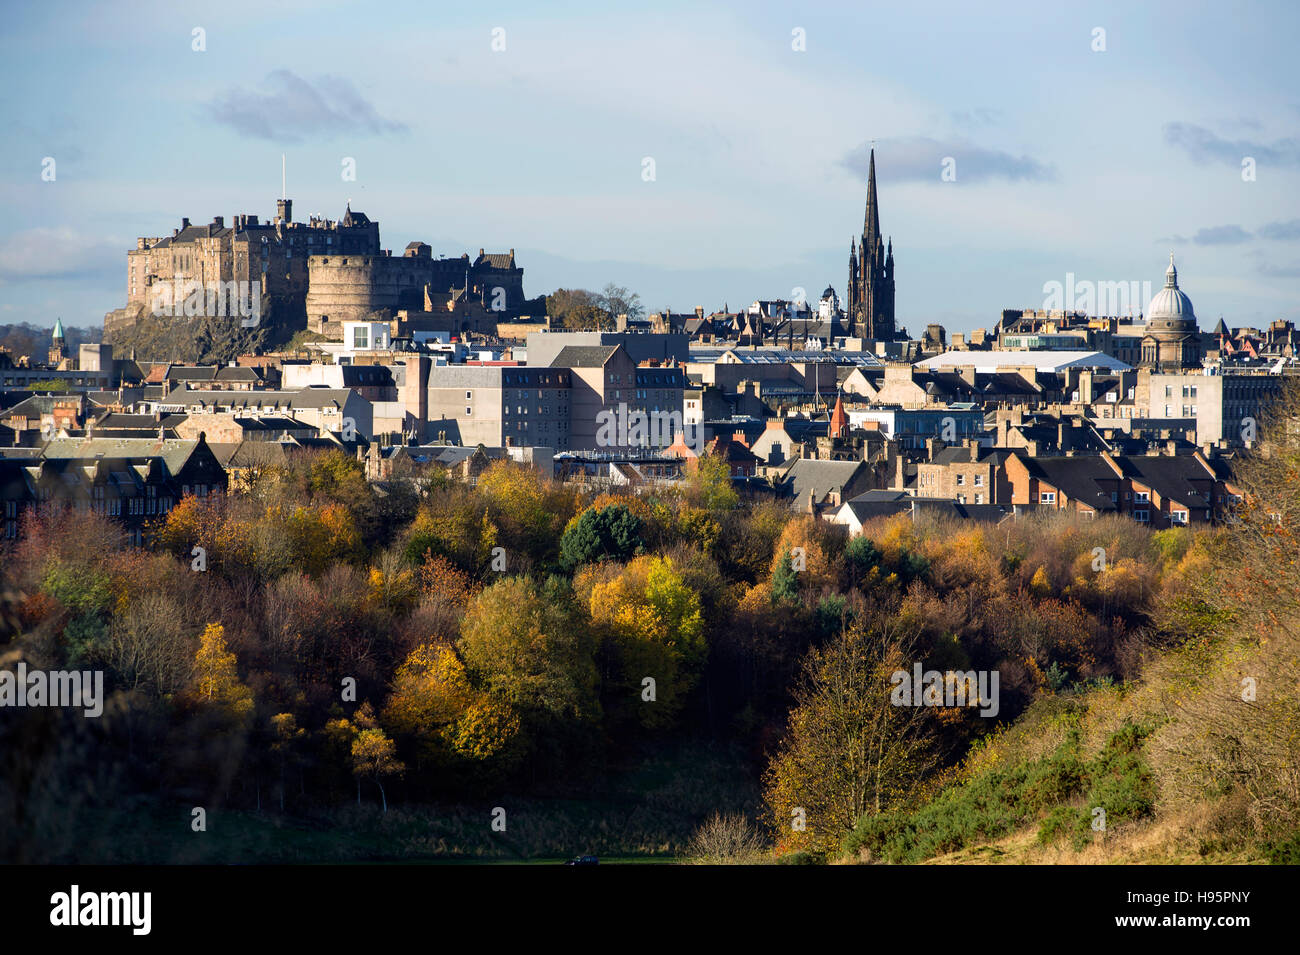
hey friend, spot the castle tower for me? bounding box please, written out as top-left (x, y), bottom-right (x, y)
top-left (848, 148), bottom-right (896, 340)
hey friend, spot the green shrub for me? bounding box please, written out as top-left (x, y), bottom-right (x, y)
top-left (560, 505), bottom-right (644, 569)
top-left (843, 722), bottom-right (1157, 863)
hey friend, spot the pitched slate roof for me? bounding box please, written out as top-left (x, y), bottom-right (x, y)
top-left (1020, 456), bottom-right (1119, 512)
top-left (474, 251), bottom-right (516, 269)
top-left (1109, 454), bottom-right (1218, 505)
top-left (780, 458), bottom-right (871, 508)
top-left (550, 345), bottom-right (620, 368)
top-left (37, 437), bottom-right (208, 476)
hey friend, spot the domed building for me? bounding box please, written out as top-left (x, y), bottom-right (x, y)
top-left (818, 284), bottom-right (840, 321)
top-left (1141, 253), bottom-right (1201, 369)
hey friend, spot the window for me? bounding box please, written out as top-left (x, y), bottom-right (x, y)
top-left (1040, 491), bottom-right (1057, 504)
top-left (974, 474), bottom-right (984, 487)
top-left (353, 327), bottom-right (368, 349)
top-left (466, 391), bottom-right (473, 400)
top-left (974, 493), bottom-right (983, 504)
top-left (957, 494), bottom-right (966, 504)
top-left (1171, 510), bottom-right (1188, 525)
top-left (1133, 509), bottom-right (1150, 523)
top-left (956, 474), bottom-right (965, 486)
top-left (466, 406), bottom-right (472, 416)
top-left (1134, 491), bottom-right (1149, 503)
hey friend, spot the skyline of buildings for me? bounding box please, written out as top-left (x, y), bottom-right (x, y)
top-left (3, 2), bottom-right (1297, 335)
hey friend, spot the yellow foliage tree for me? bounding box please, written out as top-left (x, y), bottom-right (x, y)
top-left (588, 556), bottom-right (706, 729)
top-left (187, 623), bottom-right (253, 720)
top-left (382, 642), bottom-right (522, 767)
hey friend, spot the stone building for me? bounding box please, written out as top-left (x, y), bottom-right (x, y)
top-left (425, 365), bottom-right (573, 449)
top-left (107, 200), bottom-right (380, 337)
top-left (106, 198), bottom-right (529, 341)
top-left (1140, 254), bottom-right (1201, 370)
top-left (305, 246), bottom-right (527, 337)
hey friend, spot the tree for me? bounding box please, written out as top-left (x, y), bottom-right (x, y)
top-left (843, 535), bottom-right (882, 586)
top-left (594, 283), bottom-right (644, 322)
top-left (457, 576), bottom-right (599, 737)
top-left (476, 461), bottom-right (572, 558)
top-left (771, 550), bottom-right (800, 604)
top-left (586, 556), bottom-right (706, 729)
top-left (687, 453), bottom-right (739, 510)
top-left (546, 288), bottom-right (613, 330)
top-left (106, 591), bottom-right (196, 694)
top-left (560, 504), bottom-right (644, 568)
top-left (764, 623), bottom-right (941, 854)
top-left (350, 714), bottom-right (404, 812)
top-left (563, 303), bottom-right (614, 331)
top-left (270, 712), bottom-right (307, 812)
top-left (546, 288), bottom-right (598, 322)
top-left (768, 516), bottom-right (836, 599)
top-left (382, 643), bottom-right (522, 769)
top-left (186, 623), bottom-right (254, 720)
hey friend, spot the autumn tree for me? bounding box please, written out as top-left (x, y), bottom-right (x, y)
top-left (270, 712), bottom-right (307, 812)
top-left (185, 623), bottom-right (254, 721)
top-left (105, 590), bottom-right (198, 695)
top-left (585, 556), bottom-right (706, 730)
top-left (546, 288), bottom-right (600, 327)
top-left (474, 461), bottom-right (574, 562)
top-left (458, 576), bottom-right (600, 749)
top-left (382, 643), bottom-right (522, 773)
top-left (764, 623), bottom-right (941, 855)
top-left (349, 703), bottom-right (404, 812)
top-left (686, 453), bottom-right (739, 511)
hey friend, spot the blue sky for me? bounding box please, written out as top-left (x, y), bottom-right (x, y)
top-left (1, 0), bottom-right (1297, 336)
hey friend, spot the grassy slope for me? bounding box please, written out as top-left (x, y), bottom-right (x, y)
top-left (842, 624), bottom-right (1297, 865)
top-left (26, 740), bottom-right (758, 864)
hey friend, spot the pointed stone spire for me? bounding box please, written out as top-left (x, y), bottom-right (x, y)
top-left (863, 148), bottom-right (881, 247)
top-left (1165, 251), bottom-right (1178, 288)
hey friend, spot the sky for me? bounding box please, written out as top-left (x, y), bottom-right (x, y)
top-left (1, 0), bottom-right (1298, 337)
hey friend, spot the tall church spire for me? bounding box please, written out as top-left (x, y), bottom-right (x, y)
top-left (863, 148), bottom-right (881, 245)
top-left (846, 147), bottom-right (895, 341)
